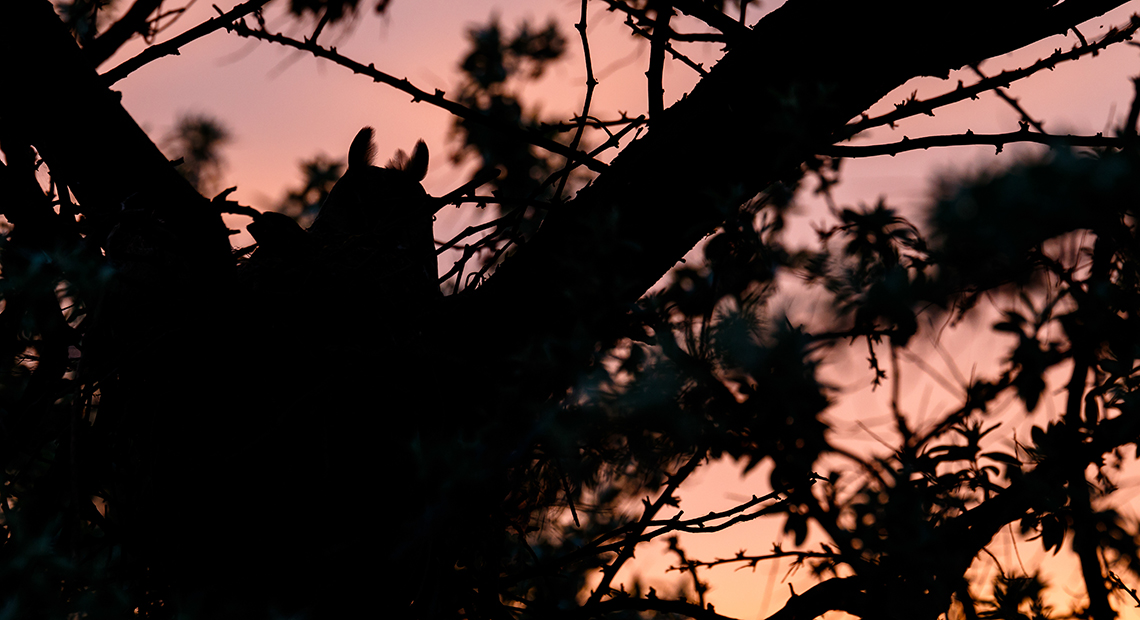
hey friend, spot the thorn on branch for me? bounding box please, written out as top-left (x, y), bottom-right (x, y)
top-left (224, 23), bottom-right (607, 172)
top-left (821, 130), bottom-right (1131, 159)
top-left (1073, 25), bottom-right (1089, 48)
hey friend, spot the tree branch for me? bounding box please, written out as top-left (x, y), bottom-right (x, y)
top-left (571, 595), bottom-right (740, 620)
top-left (836, 15), bottom-right (1140, 141)
top-left (451, 0), bottom-right (1133, 440)
top-left (588, 451), bottom-right (703, 604)
top-left (671, 0), bottom-right (750, 41)
top-left (600, 0), bottom-right (710, 77)
top-left (648, 2), bottom-right (674, 117)
top-left (623, 12), bottom-right (709, 77)
top-left (666, 548), bottom-right (839, 573)
top-left (224, 20), bottom-right (607, 173)
top-left (2, 0), bottom-right (231, 268)
top-left (101, 0), bottom-right (272, 85)
top-left (820, 129), bottom-right (1132, 158)
top-left (763, 577), bottom-right (870, 620)
top-left (84, 0), bottom-right (165, 66)
top-left (555, 0), bottom-right (599, 200)
top-left (970, 64), bottom-right (1046, 133)
top-left (538, 114), bottom-right (645, 133)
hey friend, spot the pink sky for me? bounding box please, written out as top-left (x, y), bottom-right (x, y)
top-left (98, 1), bottom-right (1140, 618)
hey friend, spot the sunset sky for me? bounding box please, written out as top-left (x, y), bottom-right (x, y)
top-left (95, 0), bottom-right (1140, 617)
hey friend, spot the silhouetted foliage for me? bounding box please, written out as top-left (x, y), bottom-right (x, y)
top-left (163, 113), bottom-right (231, 195)
top-left (452, 17), bottom-right (567, 205)
top-left (277, 154), bottom-right (344, 225)
top-left (5, 1), bottom-right (1140, 620)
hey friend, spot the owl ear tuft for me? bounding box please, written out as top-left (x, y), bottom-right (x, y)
top-left (386, 140), bottom-right (429, 181)
top-left (348, 127), bottom-right (376, 169)
top-left (405, 140), bottom-right (429, 182)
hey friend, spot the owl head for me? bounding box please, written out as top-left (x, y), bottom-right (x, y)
top-left (308, 127), bottom-right (430, 237)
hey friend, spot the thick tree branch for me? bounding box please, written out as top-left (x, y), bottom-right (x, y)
top-left (571, 595), bottom-right (740, 620)
top-left (1, 0), bottom-right (231, 269)
top-left (763, 577), bottom-right (870, 620)
top-left (457, 0), bottom-right (1133, 411)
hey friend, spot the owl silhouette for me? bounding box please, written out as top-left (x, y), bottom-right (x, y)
top-left (308, 127), bottom-right (438, 300)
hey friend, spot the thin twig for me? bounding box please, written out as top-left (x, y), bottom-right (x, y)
top-left (85, 0), bottom-right (165, 66)
top-left (225, 21), bottom-right (608, 172)
top-left (1123, 76), bottom-right (1140, 138)
top-left (647, 2), bottom-right (674, 118)
top-left (538, 115), bottom-right (645, 133)
top-left (600, 0), bottom-right (709, 76)
top-left (970, 64), bottom-right (1046, 133)
top-left (309, 9), bottom-right (332, 44)
top-left (890, 344), bottom-right (913, 449)
top-left (836, 17), bottom-right (1140, 141)
top-left (431, 167), bottom-right (501, 215)
top-left (821, 129), bottom-right (1133, 158)
top-left (669, 31), bottom-right (728, 42)
top-left (504, 476), bottom-right (812, 587)
top-left (666, 536), bottom-right (708, 607)
top-left (148, 0), bottom-right (198, 38)
top-left (436, 211), bottom-right (517, 256)
top-left (556, 0), bottom-right (599, 201)
top-left (666, 548), bottom-right (838, 573)
top-left (587, 452), bottom-right (704, 604)
top-left (623, 14), bottom-right (708, 77)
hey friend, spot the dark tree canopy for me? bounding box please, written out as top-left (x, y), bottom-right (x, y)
top-left (3, 1), bottom-right (1140, 619)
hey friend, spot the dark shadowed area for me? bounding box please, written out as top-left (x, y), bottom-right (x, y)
top-left (4, 1), bottom-right (1140, 619)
